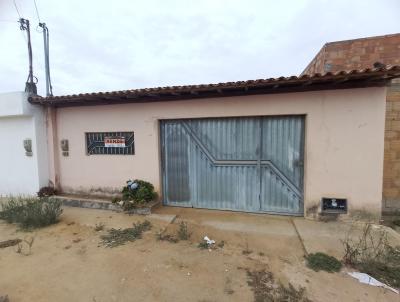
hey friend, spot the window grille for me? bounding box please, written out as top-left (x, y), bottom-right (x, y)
top-left (85, 132), bottom-right (135, 155)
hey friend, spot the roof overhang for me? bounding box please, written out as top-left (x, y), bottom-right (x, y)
top-left (29, 66), bottom-right (400, 107)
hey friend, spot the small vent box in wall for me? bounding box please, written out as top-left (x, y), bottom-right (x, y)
top-left (321, 197), bottom-right (347, 214)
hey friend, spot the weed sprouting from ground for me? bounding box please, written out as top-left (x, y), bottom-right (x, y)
top-left (177, 221), bottom-right (191, 240)
top-left (276, 283), bottom-right (312, 302)
top-left (242, 240), bottom-right (252, 255)
top-left (100, 220), bottom-right (152, 247)
top-left (156, 230), bottom-right (179, 243)
top-left (306, 252), bottom-right (342, 272)
top-left (197, 241), bottom-right (209, 249)
top-left (15, 236), bottom-right (35, 256)
top-left (246, 269), bottom-right (312, 302)
top-left (217, 240), bottom-right (225, 248)
top-left (342, 222), bottom-right (400, 287)
top-left (0, 197), bottom-right (62, 230)
top-left (198, 239), bottom-right (224, 250)
top-left (342, 223), bottom-right (388, 265)
top-left (94, 222), bottom-right (105, 232)
top-left (0, 295), bottom-right (9, 302)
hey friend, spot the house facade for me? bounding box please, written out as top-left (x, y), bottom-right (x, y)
top-left (29, 67), bottom-right (400, 219)
top-left (302, 33), bottom-right (400, 213)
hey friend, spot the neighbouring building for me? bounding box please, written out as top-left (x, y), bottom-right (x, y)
top-left (0, 92), bottom-right (49, 195)
top-left (29, 66), bottom-right (400, 220)
top-left (302, 33), bottom-right (400, 213)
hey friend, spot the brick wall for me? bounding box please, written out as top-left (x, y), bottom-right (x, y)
top-left (302, 33), bottom-right (400, 212)
top-left (384, 78), bottom-right (400, 212)
top-left (302, 34), bottom-right (400, 75)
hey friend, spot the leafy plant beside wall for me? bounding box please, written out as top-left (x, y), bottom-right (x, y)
top-left (113, 179), bottom-right (157, 211)
top-left (37, 186), bottom-right (57, 198)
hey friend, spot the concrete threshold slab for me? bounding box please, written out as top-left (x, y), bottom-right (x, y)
top-left (201, 220), bottom-right (297, 237)
top-left (147, 213), bottom-right (177, 224)
top-left (291, 218), bottom-right (347, 258)
top-left (61, 207), bottom-right (175, 230)
top-left (54, 195), bottom-right (160, 215)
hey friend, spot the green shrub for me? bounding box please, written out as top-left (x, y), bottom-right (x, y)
top-left (306, 252), bottom-right (342, 272)
top-left (0, 197), bottom-right (62, 230)
top-left (122, 180), bottom-right (156, 203)
top-left (119, 179), bottom-right (157, 210)
top-left (37, 186), bottom-right (57, 197)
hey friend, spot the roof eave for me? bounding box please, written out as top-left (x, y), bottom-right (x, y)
top-left (29, 67), bottom-right (400, 107)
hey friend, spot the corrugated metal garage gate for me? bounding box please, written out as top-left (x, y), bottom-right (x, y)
top-left (160, 116), bottom-right (305, 215)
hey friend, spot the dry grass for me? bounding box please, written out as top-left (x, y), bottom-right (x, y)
top-left (246, 269), bottom-right (312, 302)
top-left (342, 222), bottom-right (400, 287)
top-left (100, 220), bottom-right (152, 247)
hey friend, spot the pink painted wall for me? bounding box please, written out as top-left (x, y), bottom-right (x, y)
top-left (52, 87), bottom-right (386, 217)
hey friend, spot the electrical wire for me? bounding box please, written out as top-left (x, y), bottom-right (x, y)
top-left (13, 0), bottom-right (22, 19)
top-left (13, 0), bottom-right (48, 94)
top-left (12, 0), bottom-right (26, 42)
top-left (33, 0), bottom-right (41, 23)
top-left (13, 0), bottom-right (27, 44)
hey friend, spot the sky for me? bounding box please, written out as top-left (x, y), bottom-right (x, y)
top-left (0, 0), bottom-right (399, 96)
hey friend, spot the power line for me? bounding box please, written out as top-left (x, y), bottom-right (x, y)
top-left (12, 1), bottom-right (27, 43)
top-left (33, 0), bottom-right (41, 23)
top-left (11, 0), bottom-right (47, 95)
top-left (13, 0), bottom-right (22, 19)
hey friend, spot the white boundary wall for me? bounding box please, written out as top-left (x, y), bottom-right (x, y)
top-left (0, 92), bottom-right (49, 196)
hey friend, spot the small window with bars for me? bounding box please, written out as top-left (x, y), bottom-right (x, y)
top-left (85, 132), bottom-right (135, 155)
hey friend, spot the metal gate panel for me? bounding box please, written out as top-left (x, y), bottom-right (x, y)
top-left (162, 122), bottom-right (191, 205)
top-left (261, 116), bottom-right (304, 188)
top-left (161, 116), bottom-right (304, 215)
top-left (260, 116), bottom-right (304, 214)
top-left (260, 166), bottom-right (302, 214)
top-left (187, 117), bottom-right (259, 160)
top-left (193, 154), bottom-right (259, 211)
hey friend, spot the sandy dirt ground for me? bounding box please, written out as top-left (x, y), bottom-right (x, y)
top-left (0, 206), bottom-right (399, 302)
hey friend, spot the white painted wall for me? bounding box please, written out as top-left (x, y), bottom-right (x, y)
top-left (0, 92), bottom-right (49, 196)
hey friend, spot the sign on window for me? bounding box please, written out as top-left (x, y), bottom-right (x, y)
top-left (104, 137), bottom-right (126, 148)
top-left (85, 132), bottom-right (134, 155)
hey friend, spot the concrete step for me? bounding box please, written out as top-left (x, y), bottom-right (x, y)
top-left (54, 195), bottom-right (159, 215)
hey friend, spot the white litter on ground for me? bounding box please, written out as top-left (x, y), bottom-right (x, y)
top-left (347, 272), bottom-right (399, 294)
top-left (204, 236), bottom-right (215, 245)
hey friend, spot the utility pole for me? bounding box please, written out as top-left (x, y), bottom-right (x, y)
top-left (39, 22), bottom-right (53, 96)
top-left (19, 18), bottom-right (37, 95)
